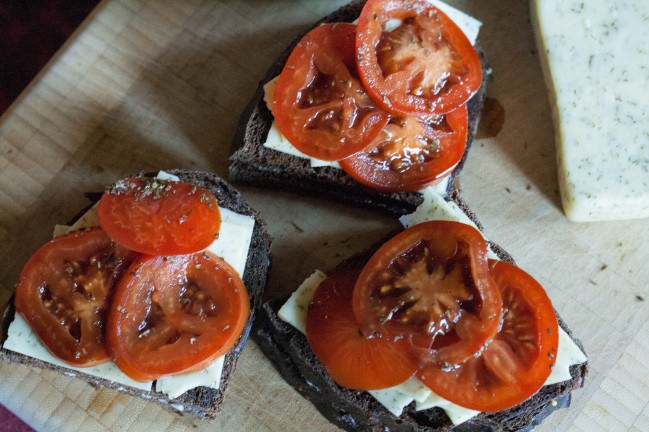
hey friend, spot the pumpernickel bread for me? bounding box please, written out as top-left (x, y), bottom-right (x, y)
top-left (0, 169), bottom-right (272, 418)
top-left (229, 0), bottom-right (489, 216)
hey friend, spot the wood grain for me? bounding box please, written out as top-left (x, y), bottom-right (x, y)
top-left (0, 0), bottom-right (646, 430)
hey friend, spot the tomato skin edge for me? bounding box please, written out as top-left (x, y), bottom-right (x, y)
top-left (97, 178), bottom-right (221, 256)
top-left (306, 270), bottom-right (419, 390)
top-left (356, 0), bottom-right (482, 116)
top-left (339, 105), bottom-right (468, 193)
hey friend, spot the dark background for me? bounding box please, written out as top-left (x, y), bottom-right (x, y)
top-left (0, 0), bottom-right (99, 114)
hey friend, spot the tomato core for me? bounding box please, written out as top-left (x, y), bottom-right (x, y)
top-left (352, 221), bottom-right (502, 366)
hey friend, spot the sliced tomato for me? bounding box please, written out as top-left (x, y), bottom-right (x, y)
top-left (339, 105), bottom-right (467, 192)
top-left (306, 270), bottom-right (418, 390)
top-left (352, 221), bottom-right (501, 366)
top-left (356, 0), bottom-right (482, 116)
top-left (273, 23), bottom-right (389, 161)
top-left (98, 178), bottom-right (221, 256)
top-left (14, 228), bottom-right (135, 366)
top-left (107, 252), bottom-right (249, 381)
top-left (417, 260), bottom-right (558, 412)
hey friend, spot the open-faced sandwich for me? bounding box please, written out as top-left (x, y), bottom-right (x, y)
top-left (230, 0), bottom-right (588, 430)
top-left (230, 0), bottom-right (486, 215)
top-left (256, 203), bottom-right (588, 431)
top-left (0, 170), bottom-right (271, 418)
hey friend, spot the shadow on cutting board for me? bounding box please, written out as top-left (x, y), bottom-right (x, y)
top-left (462, 0), bottom-right (562, 211)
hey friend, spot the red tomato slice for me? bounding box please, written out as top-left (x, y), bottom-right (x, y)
top-left (339, 105), bottom-right (467, 192)
top-left (352, 221), bottom-right (502, 366)
top-left (106, 252), bottom-right (249, 381)
top-left (356, 0), bottom-right (482, 116)
top-left (14, 228), bottom-right (136, 366)
top-left (417, 260), bottom-right (559, 412)
top-left (98, 178), bottom-right (221, 256)
top-left (306, 270), bottom-right (418, 390)
top-left (273, 23), bottom-right (390, 161)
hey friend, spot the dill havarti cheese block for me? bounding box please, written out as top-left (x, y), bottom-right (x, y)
top-left (532, 0), bottom-right (649, 222)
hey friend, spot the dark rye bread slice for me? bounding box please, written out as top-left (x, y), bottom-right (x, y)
top-left (229, 0), bottom-right (490, 216)
top-left (0, 169), bottom-right (272, 419)
top-left (254, 195), bottom-right (588, 432)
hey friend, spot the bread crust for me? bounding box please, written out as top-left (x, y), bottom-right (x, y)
top-left (0, 169), bottom-right (272, 418)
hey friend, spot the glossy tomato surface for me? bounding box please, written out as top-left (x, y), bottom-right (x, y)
top-left (273, 23), bottom-right (389, 161)
top-left (306, 270), bottom-right (418, 390)
top-left (107, 252), bottom-right (249, 381)
top-left (98, 178), bottom-right (220, 256)
top-left (417, 260), bottom-right (558, 412)
top-left (340, 105), bottom-right (467, 192)
top-left (15, 228), bottom-right (135, 366)
top-left (352, 221), bottom-right (502, 366)
top-left (356, 0), bottom-right (482, 116)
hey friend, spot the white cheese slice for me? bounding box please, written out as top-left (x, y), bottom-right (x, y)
top-left (263, 120), bottom-right (342, 170)
top-left (278, 270), bottom-right (327, 334)
top-left (369, 386), bottom-right (417, 417)
top-left (52, 224), bottom-right (71, 238)
top-left (391, 375), bottom-right (432, 403)
top-left (156, 356), bottom-right (225, 399)
top-left (157, 171), bottom-right (181, 182)
top-left (262, 77), bottom-right (276, 112)
top-left (531, 0), bottom-right (649, 221)
top-left (309, 157), bottom-right (341, 169)
top-left (156, 170), bottom-right (181, 182)
top-left (155, 170), bottom-right (256, 279)
top-left (205, 207), bottom-right (255, 277)
top-left (68, 203), bottom-right (99, 231)
top-left (399, 183), bottom-right (476, 229)
top-left (3, 314), bottom-right (153, 391)
top-left (6, 173), bottom-right (256, 398)
top-left (545, 327), bottom-right (588, 385)
top-left (399, 184), bottom-right (499, 260)
top-left (369, 376), bottom-right (432, 416)
top-left (430, 0), bottom-right (481, 44)
top-left (415, 391), bottom-right (480, 425)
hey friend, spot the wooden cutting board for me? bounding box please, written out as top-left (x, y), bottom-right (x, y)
top-left (0, 0), bottom-right (647, 430)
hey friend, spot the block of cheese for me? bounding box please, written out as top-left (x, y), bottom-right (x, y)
top-left (532, 0), bottom-right (649, 222)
